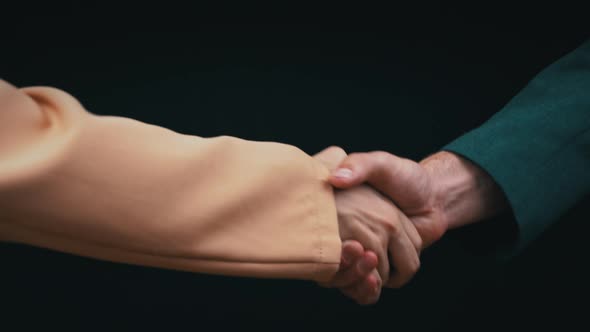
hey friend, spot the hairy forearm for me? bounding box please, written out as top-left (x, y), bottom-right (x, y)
top-left (420, 151), bottom-right (509, 230)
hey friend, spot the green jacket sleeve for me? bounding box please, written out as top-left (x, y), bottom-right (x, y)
top-left (443, 39), bottom-right (590, 251)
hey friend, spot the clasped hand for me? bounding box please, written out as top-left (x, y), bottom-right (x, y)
top-left (314, 147), bottom-right (447, 305)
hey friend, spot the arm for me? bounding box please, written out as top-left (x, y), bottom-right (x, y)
top-left (330, 38), bottom-right (590, 256)
top-left (419, 151), bottom-right (509, 232)
top-left (443, 38), bottom-right (590, 248)
top-left (0, 80), bottom-right (341, 282)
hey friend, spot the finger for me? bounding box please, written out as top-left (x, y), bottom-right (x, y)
top-left (329, 152), bottom-right (401, 188)
top-left (340, 240), bottom-right (364, 268)
top-left (339, 287), bottom-right (362, 304)
top-left (398, 209), bottom-right (423, 253)
top-left (338, 216), bottom-right (391, 283)
top-left (340, 270), bottom-right (382, 305)
top-left (329, 152), bottom-right (425, 209)
top-left (356, 231), bottom-right (390, 283)
top-left (330, 250), bottom-right (378, 288)
top-left (360, 270), bottom-right (383, 305)
top-left (313, 146), bottom-right (348, 171)
top-left (318, 240), bottom-right (364, 288)
top-left (385, 227), bottom-right (421, 289)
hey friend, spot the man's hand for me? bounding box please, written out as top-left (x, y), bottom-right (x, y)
top-left (329, 150), bottom-right (509, 251)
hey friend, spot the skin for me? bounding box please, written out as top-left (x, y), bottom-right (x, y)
top-left (314, 147), bottom-right (423, 304)
top-left (328, 150), bottom-right (510, 301)
top-left (314, 147), bottom-right (379, 304)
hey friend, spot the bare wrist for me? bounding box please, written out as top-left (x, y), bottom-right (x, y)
top-left (420, 151), bottom-right (508, 230)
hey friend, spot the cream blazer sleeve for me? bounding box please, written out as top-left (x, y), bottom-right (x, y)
top-left (0, 80), bottom-right (341, 282)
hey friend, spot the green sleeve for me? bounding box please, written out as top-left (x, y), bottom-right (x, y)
top-left (443, 39), bottom-right (590, 251)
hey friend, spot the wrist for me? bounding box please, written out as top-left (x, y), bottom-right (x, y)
top-left (420, 151), bottom-right (508, 230)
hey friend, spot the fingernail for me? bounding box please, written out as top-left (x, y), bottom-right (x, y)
top-left (333, 168), bottom-right (353, 179)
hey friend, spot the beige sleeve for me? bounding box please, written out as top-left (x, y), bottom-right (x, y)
top-left (0, 80), bottom-right (341, 282)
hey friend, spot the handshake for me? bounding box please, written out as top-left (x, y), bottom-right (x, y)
top-left (313, 146), bottom-right (508, 305)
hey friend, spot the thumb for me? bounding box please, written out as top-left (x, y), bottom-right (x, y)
top-left (313, 146), bottom-right (348, 171)
top-left (329, 152), bottom-right (425, 208)
top-left (328, 151), bottom-right (400, 188)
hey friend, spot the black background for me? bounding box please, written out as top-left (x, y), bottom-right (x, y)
top-left (1, 2), bottom-right (589, 329)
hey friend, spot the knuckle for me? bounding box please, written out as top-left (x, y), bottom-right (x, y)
top-left (370, 151), bottom-right (392, 166)
top-left (363, 228), bottom-right (385, 252)
top-left (346, 152), bottom-right (364, 164)
top-left (327, 145), bottom-right (347, 157)
top-left (381, 216), bottom-right (401, 236)
top-left (347, 152), bottom-right (362, 158)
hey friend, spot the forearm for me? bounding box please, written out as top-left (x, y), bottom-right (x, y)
top-left (441, 40), bottom-right (590, 249)
top-left (420, 151), bottom-right (509, 231)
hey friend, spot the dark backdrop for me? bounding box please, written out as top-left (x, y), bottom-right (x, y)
top-left (1, 2), bottom-right (589, 329)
